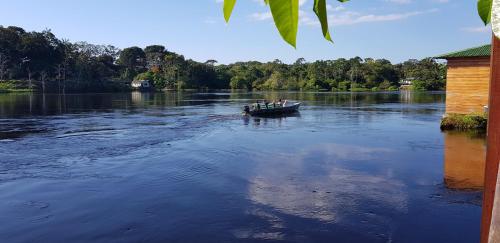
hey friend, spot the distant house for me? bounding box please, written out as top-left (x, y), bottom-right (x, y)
top-left (437, 44), bottom-right (491, 115)
top-left (399, 78), bottom-right (415, 86)
top-left (131, 80), bottom-right (151, 90)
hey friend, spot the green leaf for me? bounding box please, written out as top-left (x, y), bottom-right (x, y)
top-left (224, 0), bottom-right (237, 23)
top-left (314, 0), bottom-right (332, 42)
top-left (268, 0), bottom-right (299, 48)
top-left (478, 0), bottom-right (493, 25)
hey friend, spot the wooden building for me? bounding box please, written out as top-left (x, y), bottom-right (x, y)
top-left (438, 45), bottom-right (491, 114)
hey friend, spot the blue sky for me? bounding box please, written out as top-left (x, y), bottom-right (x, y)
top-left (0, 0), bottom-right (491, 64)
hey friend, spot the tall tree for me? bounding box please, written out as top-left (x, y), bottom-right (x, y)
top-left (117, 46), bottom-right (145, 80)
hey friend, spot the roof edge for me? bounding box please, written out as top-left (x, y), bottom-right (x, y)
top-left (436, 44), bottom-right (491, 59)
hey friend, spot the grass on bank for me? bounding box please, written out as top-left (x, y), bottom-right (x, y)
top-left (440, 113), bottom-right (488, 131)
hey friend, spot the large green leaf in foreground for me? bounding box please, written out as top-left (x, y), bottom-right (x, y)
top-left (222, 0), bottom-right (499, 45)
top-left (224, 0), bottom-right (237, 22)
top-left (478, 0), bottom-right (493, 25)
top-left (223, 0), bottom-right (350, 47)
top-left (314, 0), bottom-right (332, 42)
top-left (268, 0), bottom-right (299, 48)
top-left (313, 0), bottom-right (350, 42)
top-left (478, 0), bottom-right (500, 38)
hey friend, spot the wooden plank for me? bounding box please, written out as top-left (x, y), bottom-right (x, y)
top-left (481, 35), bottom-right (500, 243)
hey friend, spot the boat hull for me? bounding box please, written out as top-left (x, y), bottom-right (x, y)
top-left (245, 103), bottom-right (301, 117)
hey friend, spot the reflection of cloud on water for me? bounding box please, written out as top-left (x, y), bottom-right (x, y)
top-left (232, 208), bottom-right (285, 241)
top-left (246, 143), bottom-right (407, 225)
top-left (305, 143), bottom-right (393, 161)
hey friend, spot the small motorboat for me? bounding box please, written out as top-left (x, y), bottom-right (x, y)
top-left (243, 102), bottom-right (301, 116)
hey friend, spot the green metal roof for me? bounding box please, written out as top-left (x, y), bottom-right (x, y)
top-left (437, 44), bottom-right (491, 59)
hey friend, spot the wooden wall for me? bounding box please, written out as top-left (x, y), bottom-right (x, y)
top-left (445, 57), bottom-right (491, 114)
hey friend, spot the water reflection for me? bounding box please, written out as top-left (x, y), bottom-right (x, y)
top-left (242, 113), bottom-right (301, 127)
top-left (0, 91), bottom-right (446, 118)
top-left (248, 143), bottom-right (405, 222)
top-left (443, 131), bottom-right (486, 190)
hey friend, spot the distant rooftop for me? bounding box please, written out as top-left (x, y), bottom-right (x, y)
top-left (437, 44), bottom-right (491, 59)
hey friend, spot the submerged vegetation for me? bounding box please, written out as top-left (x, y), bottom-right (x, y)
top-left (0, 25), bottom-right (446, 93)
top-left (441, 113), bottom-right (488, 131)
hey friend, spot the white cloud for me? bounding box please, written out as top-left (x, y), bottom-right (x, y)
top-left (329, 9), bottom-right (438, 26)
top-left (250, 11), bottom-right (273, 21)
top-left (249, 1), bottom-right (438, 28)
top-left (328, 5), bottom-right (346, 12)
top-left (386, 0), bottom-right (412, 4)
top-left (204, 17), bottom-right (218, 24)
top-left (295, 8), bottom-right (439, 27)
top-left (386, 0), bottom-right (450, 4)
top-left (462, 25), bottom-right (491, 33)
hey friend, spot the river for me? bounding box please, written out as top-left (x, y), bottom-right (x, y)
top-left (0, 91), bottom-right (485, 242)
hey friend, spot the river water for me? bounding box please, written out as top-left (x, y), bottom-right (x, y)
top-left (0, 91), bottom-right (485, 243)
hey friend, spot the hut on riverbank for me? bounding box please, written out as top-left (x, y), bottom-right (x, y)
top-left (437, 44), bottom-right (491, 115)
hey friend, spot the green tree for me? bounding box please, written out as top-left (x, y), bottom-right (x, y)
top-left (117, 46), bottom-right (145, 80)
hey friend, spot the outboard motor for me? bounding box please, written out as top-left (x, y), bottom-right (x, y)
top-left (243, 105), bottom-right (250, 113)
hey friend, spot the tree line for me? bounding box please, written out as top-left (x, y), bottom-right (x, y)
top-left (0, 26), bottom-right (446, 93)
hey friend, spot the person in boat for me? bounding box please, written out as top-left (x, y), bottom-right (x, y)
top-left (278, 99), bottom-right (283, 107)
top-left (282, 100), bottom-right (287, 107)
top-left (264, 100), bottom-right (269, 109)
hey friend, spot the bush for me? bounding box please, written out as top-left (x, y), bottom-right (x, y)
top-left (337, 81), bottom-right (350, 91)
top-left (378, 80), bottom-right (391, 90)
top-left (440, 113), bottom-right (487, 131)
top-left (413, 79), bottom-right (445, 91)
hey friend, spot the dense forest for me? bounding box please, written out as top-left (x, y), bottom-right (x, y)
top-left (0, 26), bottom-right (446, 93)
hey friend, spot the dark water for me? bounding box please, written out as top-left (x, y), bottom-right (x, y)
top-left (0, 91), bottom-right (485, 243)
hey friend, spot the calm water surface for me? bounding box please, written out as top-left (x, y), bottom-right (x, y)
top-left (0, 91), bottom-right (485, 243)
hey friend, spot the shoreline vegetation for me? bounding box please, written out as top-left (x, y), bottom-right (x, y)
top-left (441, 113), bottom-right (488, 131)
top-left (0, 26), bottom-right (446, 94)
